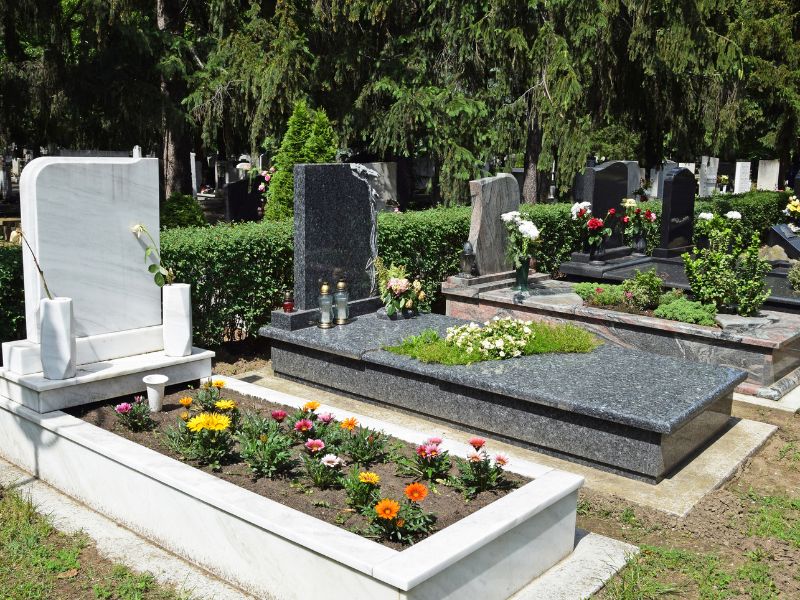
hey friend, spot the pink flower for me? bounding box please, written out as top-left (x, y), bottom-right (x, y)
top-left (416, 443), bottom-right (440, 459)
top-left (271, 410), bottom-right (287, 422)
top-left (468, 437), bottom-right (486, 450)
top-left (625, 291), bottom-right (633, 299)
top-left (467, 450), bottom-right (482, 463)
top-left (294, 418), bottom-right (314, 433)
top-left (264, 174), bottom-right (271, 182)
top-left (115, 402), bottom-right (132, 414)
top-left (258, 183), bottom-right (266, 192)
top-left (261, 170), bottom-right (268, 178)
top-left (494, 453), bottom-right (509, 467)
top-left (425, 436), bottom-right (443, 446)
top-left (318, 412), bottom-right (334, 424)
top-left (304, 438), bottom-right (325, 453)
top-left (387, 277), bottom-right (410, 295)
top-left (320, 454), bottom-right (344, 468)
top-left (133, 395), bottom-right (145, 403)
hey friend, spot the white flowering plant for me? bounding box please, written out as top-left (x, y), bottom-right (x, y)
top-left (445, 316), bottom-right (536, 360)
top-left (500, 211), bottom-right (540, 269)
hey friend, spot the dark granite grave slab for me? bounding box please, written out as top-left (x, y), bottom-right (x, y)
top-left (270, 297), bottom-right (382, 331)
top-left (260, 312), bottom-right (745, 482)
top-left (293, 163), bottom-right (377, 310)
top-left (653, 167), bottom-right (695, 258)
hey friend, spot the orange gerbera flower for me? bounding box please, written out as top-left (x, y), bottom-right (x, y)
top-left (340, 417), bottom-right (358, 431)
top-left (404, 482), bottom-right (428, 503)
top-left (179, 397), bottom-right (193, 407)
top-left (303, 401), bottom-right (321, 412)
top-left (375, 498), bottom-right (400, 520)
top-left (212, 380), bottom-right (225, 388)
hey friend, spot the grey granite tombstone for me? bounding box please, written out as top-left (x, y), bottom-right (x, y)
top-left (653, 167), bottom-right (696, 258)
top-left (511, 168), bottom-right (525, 195)
top-left (467, 174), bottom-right (520, 275)
top-left (293, 163), bottom-right (378, 310)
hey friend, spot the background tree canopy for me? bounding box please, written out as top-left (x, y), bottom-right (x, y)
top-left (1, 0), bottom-right (798, 203)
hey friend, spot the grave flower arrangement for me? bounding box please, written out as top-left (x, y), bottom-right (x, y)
top-left (783, 195), bottom-right (800, 231)
top-left (445, 316), bottom-right (534, 361)
top-left (500, 211), bottom-right (541, 269)
top-left (453, 437), bottom-right (511, 498)
top-left (621, 199), bottom-right (657, 249)
top-left (131, 223), bottom-right (175, 287)
top-left (369, 483), bottom-right (436, 544)
top-left (375, 257), bottom-right (427, 316)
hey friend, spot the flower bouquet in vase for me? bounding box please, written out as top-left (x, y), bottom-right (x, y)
top-left (375, 258), bottom-right (427, 319)
top-left (783, 195), bottom-right (800, 233)
top-left (621, 198), bottom-right (657, 254)
top-left (586, 214), bottom-right (612, 263)
top-left (500, 211), bottom-right (540, 291)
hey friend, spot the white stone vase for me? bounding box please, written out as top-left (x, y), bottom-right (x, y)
top-left (143, 374), bottom-right (169, 412)
top-left (40, 297), bottom-right (77, 380)
top-left (162, 283), bottom-right (192, 357)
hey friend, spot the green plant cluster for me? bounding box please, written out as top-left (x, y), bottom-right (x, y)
top-left (695, 190), bottom-right (790, 243)
top-left (789, 262), bottom-right (800, 291)
top-left (385, 321), bottom-right (599, 365)
top-left (621, 269), bottom-right (663, 311)
top-left (574, 282), bottom-right (626, 306)
top-left (265, 100), bottom-right (339, 221)
top-left (0, 243), bottom-right (25, 345)
top-left (683, 220), bottom-right (771, 316)
top-left (653, 296), bottom-right (717, 326)
top-left (160, 193), bottom-right (207, 229)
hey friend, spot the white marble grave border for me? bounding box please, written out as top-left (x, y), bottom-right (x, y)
top-left (0, 376), bottom-right (583, 600)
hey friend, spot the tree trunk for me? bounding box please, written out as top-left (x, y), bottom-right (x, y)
top-left (157, 0), bottom-right (191, 198)
top-left (522, 115), bottom-right (544, 204)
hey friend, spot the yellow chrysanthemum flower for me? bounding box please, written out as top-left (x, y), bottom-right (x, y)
top-left (186, 412), bottom-right (231, 433)
top-left (214, 399), bottom-right (237, 411)
top-left (359, 471), bottom-right (381, 485)
top-left (302, 401), bottom-right (321, 412)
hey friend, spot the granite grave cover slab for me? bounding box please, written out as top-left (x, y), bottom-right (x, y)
top-left (261, 313), bottom-right (745, 482)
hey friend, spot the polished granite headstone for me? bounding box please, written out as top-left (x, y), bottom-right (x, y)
top-left (766, 224), bottom-right (800, 260)
top-left (293, 163), bottom-right (378, 310)
top-left (653, 167), bottom-right (696, 258)
top-left (261, 312), bottom-right (745, 482)
top-left (468, 173), bottom-right (520, 275)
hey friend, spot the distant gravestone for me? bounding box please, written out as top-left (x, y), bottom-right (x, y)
top-left (653, 167), bottom-right (696, 258)
top-left (649, 160), bottom-right (677, 198)
top-left (698, 156), bottom-right (719, 197)
top-left (734, 161), bottom-right (752, 194)
top-left (361, 162), bottom-right (398, 211)
top-left (757, 160), bottom-right (780, 191)
top-left (583, 161), bottom-right (629, 250)
top-left (678, 162), bottom-right (696, 174)
top-left (189, 152), bottom-right (200, 198)
top-left (293, 163), bottom-right (378, 310)
top-left (223, 178), bottom-right (261, 222)
top-left (467, 173), bottom-right (520, 275)
top-left (794, 171), bottom-right (800, 193)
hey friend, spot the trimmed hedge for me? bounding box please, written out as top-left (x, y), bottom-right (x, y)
top-left (161, 193), bottom-right (207, 229)
top-left (0, 189), bottom-right (788, 348)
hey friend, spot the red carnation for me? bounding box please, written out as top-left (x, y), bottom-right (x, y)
top-left (622, 216), bottom-right (630, 224)
top-left (577, 208), bottom-right (587, 218)
top-left (587, 217), bottom-right (604, 231)
top-left (635, 208), bottom-right (641, 214)
top-left (645, 210), bottom-right (653, 219)
top-left (608, 208), bottom-right (616, 216)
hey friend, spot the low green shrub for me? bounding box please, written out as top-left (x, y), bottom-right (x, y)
top-left (574, 282), bottom-right (626, 306)
top-left (0, 243), bottom-right (25, 344)
top-left (789, 262), bottom-right (800, 291)
top-left (683, 219), bottom-right (771, 316)
top-left (653, 297), bottom-right (717, 326)
top-left (161, 193), bottom-right (206, 229)
top-left (694, 190), bottom-right (789, 242)
top-left (658, 289), bottom-right (685, 306)
top-left (621, 269), bottom-right (663, 311)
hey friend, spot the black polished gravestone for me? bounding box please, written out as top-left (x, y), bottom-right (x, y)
top-left (223, 177), bottom-right (261, 222)
top-left (580, 161), bottom-right (632, 256)
top-left (767, 224), bottom-right (800, 260)
top-left (653, 167), bottom-right (696, 258)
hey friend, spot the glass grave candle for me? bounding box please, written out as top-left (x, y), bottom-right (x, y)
top-left (318, 281), bottom-right (334, 328)
top-left (334, 279), bottom-right (349, 324)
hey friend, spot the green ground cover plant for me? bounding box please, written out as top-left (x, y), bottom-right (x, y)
top-left (385, 318), bottom-right (599, 365)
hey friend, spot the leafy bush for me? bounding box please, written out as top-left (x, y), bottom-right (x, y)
top-left (0, 243), bottom-right (25, 345)
top-left (265, 100), bottom-right (339, 221)
top-left (161, 193), bottom-right (206, 229)
top-left (789, 262), bottom-right (800, 291)
top-left (653, 297), bottom-right (717, 326)
top-left (694, 190), bottom-right (789, 242)
top-left (658, 289), bottom-right (685, 306)
top-left (683, 219), bottom-right (771, 316)
top-left (621, 269), bottom-right (663, 311)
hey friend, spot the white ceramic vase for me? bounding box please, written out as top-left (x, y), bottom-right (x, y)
top-left (143, 374), bottom-right (169, 412)
top-left (40, 297), bottom-right (76, 380)
top-left (163, 283), bottom-right (192, 357)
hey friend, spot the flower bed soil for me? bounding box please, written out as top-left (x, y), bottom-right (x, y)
top-left (67, 387), bottom-right (527, 550)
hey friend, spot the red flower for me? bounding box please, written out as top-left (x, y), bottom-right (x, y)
top-left (622, 216), bottom-right (630, 224)
top-left (587, 217), bottom-right (604, 231)
top-left (577, 208), bottom-right (587, 218)
top-left (635, 208), bottom-right (642, 214)
top-left (595, 287), bottom-right (604, 293)
top-left (645, 210), bottom-right (653, 219)
top-left (608, 208), bottom-right (616, 216)
top-left (468, 436), bottom-right (486, 450)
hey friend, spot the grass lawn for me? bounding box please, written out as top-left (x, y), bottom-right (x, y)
top-left (0, 486), bottom-right (186, 600)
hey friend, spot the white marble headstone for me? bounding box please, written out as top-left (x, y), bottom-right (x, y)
top-left (20, 157), bottom-right (161, 343)
top-left (698, 156), bottom-right (719, 197)
top-left (678, 162), bottom-right (696, 174)
top-left (756, 159), bottom-right (780, 191)
top-left (734, 162), bottom-right (751, 194)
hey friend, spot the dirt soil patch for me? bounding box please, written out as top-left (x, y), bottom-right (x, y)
top-left (588, 402), bottom-right (800, 598)
top-left (68, 387), bottom-right (526, 550)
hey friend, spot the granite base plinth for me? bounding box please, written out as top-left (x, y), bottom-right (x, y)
top-left (271, 297), bottom-right (382, 331)
top-left (262, 313), bottom-right (744, 483)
